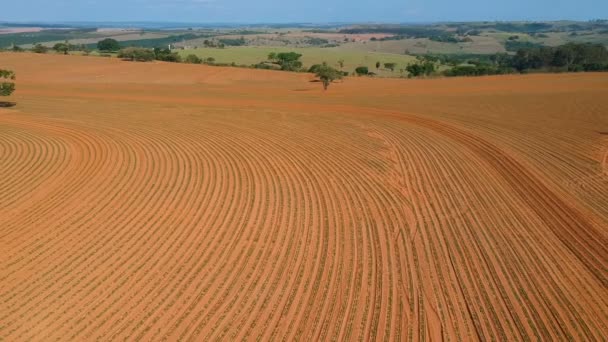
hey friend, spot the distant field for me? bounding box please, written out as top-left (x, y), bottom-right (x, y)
top-left (337, 36), bottom-right (507, 55)
top-left (21, 32), bottom-right (171, 48)
top-left (0, 27), bottom-right (45, 35)
top-left (194, 32), bottom-right (395, 47)
top-left (2, 21), bottom-right (607, 59)
top-left (0, 29), bottom-right (173, 48)
top-left (483, 31), bottom-right (608, 48)
top-left (179, 46), bottom-right (417, 76)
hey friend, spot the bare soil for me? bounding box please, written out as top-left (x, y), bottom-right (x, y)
top-left (1, 53), bottom-right (607, 341)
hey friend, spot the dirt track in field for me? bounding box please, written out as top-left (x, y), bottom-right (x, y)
top-left (1, 53), bottom-right (607, 341)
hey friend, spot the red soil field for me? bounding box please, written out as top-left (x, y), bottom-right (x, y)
top-left (1, 53), bottom-right (607, 341)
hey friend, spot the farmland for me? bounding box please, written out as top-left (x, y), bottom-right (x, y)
top-left (1, 53), bottom-right (607, 340)
top-left (178, 46), bottom-right (417, 76)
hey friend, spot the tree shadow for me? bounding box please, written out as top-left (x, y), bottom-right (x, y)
top-left (0, 102), bottom-right (16, 108)
top-left (598, 131), bottom-right (608, 135)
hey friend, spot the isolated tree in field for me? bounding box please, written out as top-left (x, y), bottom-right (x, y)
top-left (355, 66), bottom-right (369, 76)
top-left (0, 69), bottom-right (16, 102)
top-left (314, 62), bottom-right (343, 90)
top-left (376, 61), bottom-right (381, 69)
top-left (97, 38), bottom-right (120, 52)
top-left (53, 42), bottom-right (70, 55)
top-left (337, 59), bottom-right (345, 69)
top-left (384, 62), bottom-right (397, 71)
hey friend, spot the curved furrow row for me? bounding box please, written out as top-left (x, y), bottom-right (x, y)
top-left (61, 123), bottom-right (231, 340)
top-left (441, 98), bottom-right (608, 224)
top-left (2, 126), bottom-right (167, 339)
top-left (168, 128), bottom-right (284, 341)
top-left (93, 126), bottom-right (239, 340)
top-left (370, 112), bottom-right (607, 340)
top-left (4, 114), bottom-right (218, 336)
top-left (0, 120), bottom-right (115, 307)
top-left (0, 120), bottom-right (70, 229)
top-left (75, 129), bottom-right (222, 340)
top-left (46, 127), bottom-right (200, 341)
top-left (195, 120), bottom-right (317, 341)
top-left (0, 121), bottom-right (61, 205)
top-left (0, 117), bottom-right (111, 247)
top-left (374, 111), bottom-right (608, 285)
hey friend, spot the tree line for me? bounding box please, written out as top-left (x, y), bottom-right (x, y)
top-left (407, 43), bottom-right (608, 78)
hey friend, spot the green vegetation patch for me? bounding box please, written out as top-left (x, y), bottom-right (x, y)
top-left (178, 46), bottom-right (417, 76)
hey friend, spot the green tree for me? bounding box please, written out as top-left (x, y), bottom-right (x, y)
top-left (185, 54), bottom-right (203, 64)
top-left (97, 38), bottom-right (120, 52)
top-left (314, 62), bottom-right (343, 90)
top-left (0, 69), bottom-right (16, 98)
top-left (32, 44), bottom-right (48, 54)
top-left (117, 47), bottom-right (155, 62)
top-left (376, 61), bottom-right (380, 69)
top-left (153, 48), bottom-right (181, 62)
top-left (406, 61), bottom-right (436, 77)
top-left (53, 42), bottom-right (70, 55)
top-left (384, 62), bottom-right (397, 71)
top-left (268, 52), bottom-right (303, 71)
top-left (337, 59), bottom-right (345, 69)
top-left (355, 66), bottom-right (369, 76)
top-left (308, 64), bottom-right (323, 73)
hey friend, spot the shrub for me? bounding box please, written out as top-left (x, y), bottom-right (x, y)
top-left (97, 38), bottom-right (120, 52)
top-left (443, 65), bottom-right (512, 77)
top-left (505, 40), bottom-right (542, 52)
top-left (218, 37), bottom-right (246, 46)
top-left (384, 62), bottom-right (397, 71)
top-left (118, 47), bottom-right (155, 62)
top-left (32, 44), bottom-right (48, 54)
top-left (406, 61), bottom-right (435, 77)
top-left (252, 63), bottom-right (276, 70)
top-left (308, 64), bottom-right (323, 73)
top-left (355, 66), bottom-right (369, 75)
top-left (153, 48), bottom-right (181, 62)
top-left (582, 63), bottom-right (608, 71)
top-left (0, 69), bottom-right (16, 97)
top-left (53, 42), bottom-right (70, 55)
top-left (185, 54), bottom-right (202, 64)
top-left (429, 35), bottom-right (459, 43)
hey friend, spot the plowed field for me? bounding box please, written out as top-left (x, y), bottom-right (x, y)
top-left (1, 53), bottom-right (607, 341)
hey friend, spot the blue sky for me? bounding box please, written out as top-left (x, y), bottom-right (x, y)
top-left (2, 0), bottom-right (607, 23)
